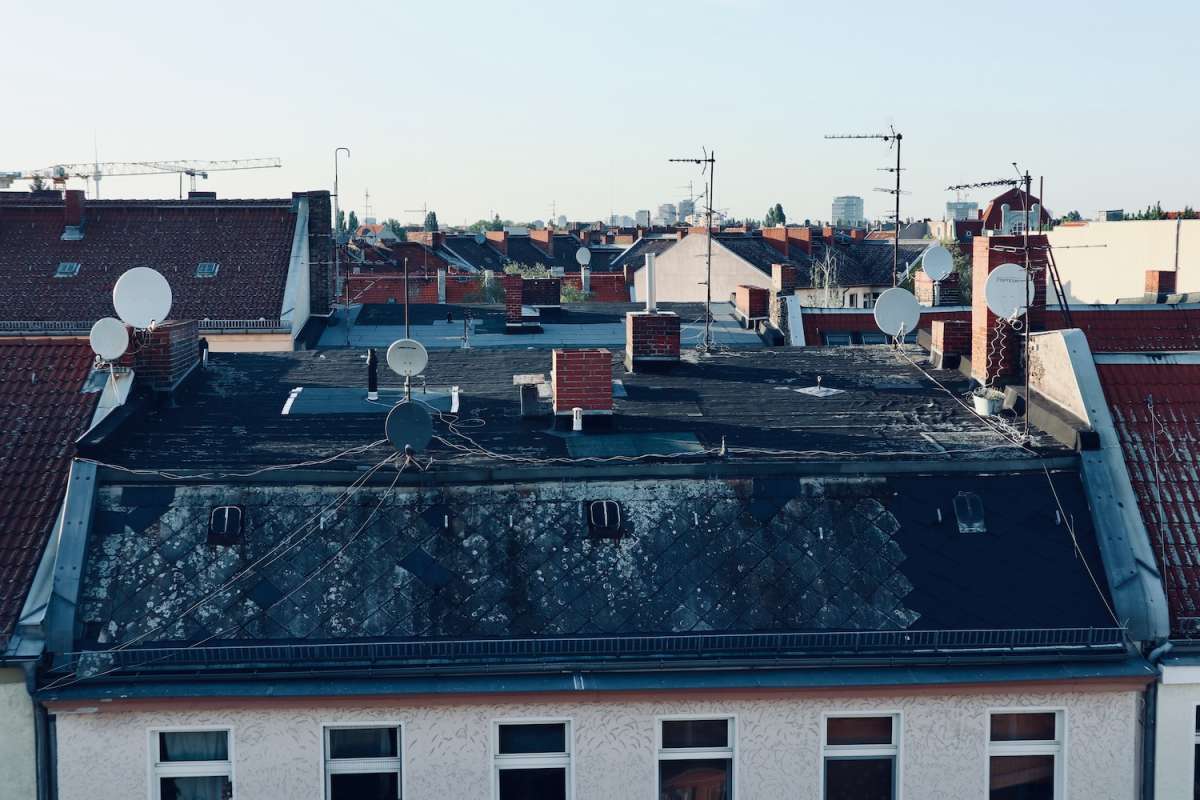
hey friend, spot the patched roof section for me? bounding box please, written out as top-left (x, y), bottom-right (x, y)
top-left (75, 473), bottom-right (1112, 660)
top-left (0, 339), bottom-right (98, 645)
top-left (1096, 362), bottom-right (1200, 637)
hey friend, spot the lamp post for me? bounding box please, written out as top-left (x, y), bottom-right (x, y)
top-left (334, 147), bottom-right (351, 342)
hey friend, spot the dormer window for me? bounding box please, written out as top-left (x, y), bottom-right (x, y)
top-left (55, 262), bottom-right (80, 278)
top-left (208, 505), bottom-right (244, 545)
top-left (196, 261), bottom-right (220, 278)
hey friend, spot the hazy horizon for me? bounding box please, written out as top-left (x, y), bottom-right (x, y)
top-left (5, 0), bottom-right (1197, 226)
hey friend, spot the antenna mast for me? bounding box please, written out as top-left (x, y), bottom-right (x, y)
top-left (669, 148), bottom-right (716, 352)
top-left (825, 126), bottom-right (903, 286)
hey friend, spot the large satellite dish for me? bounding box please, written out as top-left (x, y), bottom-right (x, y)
top-left (385, 401), bottom-right (433, 452)
top-left (921, 245), bottom-right (954, 282)
top-left (89, 317), bottom-right (129, 361)
top-left (386, 338), bottom-right (429, 377)
top-left (113, 267), bottom-right (172, 328)
top-left (575, 247), bottom-right (592, 266)
top-left (984, 264), bottom-right (1032, 320)
top-left (873, 287), bottom-right (921, 337)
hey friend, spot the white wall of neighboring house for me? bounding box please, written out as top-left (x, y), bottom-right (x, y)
top-left (1046, 220), bottom-right (1200, 303)
top-left (633, 234), bottom-right (769, 303)
top-left (1155, 668), bottom-right (1200, 799)
top-left (0, 668), bottom-right (36, 800)
top-left (53, 685), bottom-right (1140, 800)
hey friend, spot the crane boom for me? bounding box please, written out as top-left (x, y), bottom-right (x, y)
top-left (0, 158), bottom-right (282, 192)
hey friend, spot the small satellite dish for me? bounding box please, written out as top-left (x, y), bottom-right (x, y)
top-left (474, 233), bottom-right (486, 245)
top-left (575, 246), bottom-right (592, 266)
top-left (113, 267), bottom-right (172, 328)
top-left (922, 245), bottom-right (953, 282)
top-left (89, 317), bottom-right (129, 361)
top-left (385, 401), bottom-right (433, 452)
top-left (984, 264), bottom-right (1032, 319)
top-left (386, 338), bottom-right (429, 377)
top-left (872, 287), bottom-right (921, 337)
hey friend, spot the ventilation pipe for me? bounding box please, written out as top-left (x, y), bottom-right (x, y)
top-left (366, 348), bottom-right (379, 400)
top-left (645, 252), bottom-right (657, 313)
top-left (572, 407), bottom-right (584, 431)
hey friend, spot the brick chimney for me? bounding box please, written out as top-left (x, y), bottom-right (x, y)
top-left (762, 227), bottom-right (789, 258)
top-left (735, 285), bottom-right (769, 321)
top-left (971, 234), bottom-right (1048, 384)
top-left (625, 311), bottom-right (680, 371)
top-left (786, 227), bottom-right (814, 255)
top-left (530, 228), bottom-right (554, 257)
top-left (930, 319), bottom-right (971, 370)
top-left (122, 320), bottom-right (201, 392)
top-left (486, 230), bottom-right (508, 255)
top-left (822, 226), bottom-right (836, 245)
top-left (915, 271), bottom-right (963, 306)
top-left (522, 277), bottom-right (561, 307)
top-left (1146, 269), bottom-right (1177, 297)
top-left (61, 189), bottom-right (85, 240)
top-left (771, 264), bottom-right (797, 295)
top-left (502, 274), bottom-right (523, 328)
top-left (551, 349), bottom-right (613, 415)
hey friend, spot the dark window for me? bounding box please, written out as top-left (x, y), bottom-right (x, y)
top-left (208, 506), bottom-right (244, 545)
top-left (159, 776), bottom-right (231, 800)
top-left (196, 262), bottom-right (220, 278)
top-left (154, 730), bottom-right (231, 799)
top-left (659, 759), bottom-right (731, 800)
top-left (989, 755), bottom-right (1054, 800)
top-left (990, 713), bottom-right (1056, 742)
top-left (823, 716), bottom-right (897, 800)
top-left (499, 723), bottom-right (566, 755)
top-left (860, 332), bottom-right (888, 345)
top-left (495, 721), bottom-right (570, 799)
top-left (331, 772), bottom-right (398, 800)
top-left (324, 726), bottom-right (402, 799)
top-left (826, 716), bottom-right (893, 746)
top-left (499, 768), bottom-right (567, 800)
top-left (953, 491), bottom-right (986, 534)
top-left (55, 262), bottom-right (80, 278)
top-left (662, 719), bottom-right (728, 750)
top-left (989, 712), bottom-right (1060, 799)
top-left (329, 727), bottom-right (398, 759)
top-left (159, 731), bottom-right (229, 762)
top-left (825, 333), bottom-right (852, 347)
top-left (825, 757), bottom-right (894, 800)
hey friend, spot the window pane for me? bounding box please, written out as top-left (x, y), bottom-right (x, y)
top-left (826, 716), bottom-right (893, 746)
top-left (498, 723), bottom-right (566, 754)
top-left (1194, 743), bottom-right (1200, 800)
top-left (990, 754), bottom-right (1054, 800)
top-left (825, 757), bottom-right (894, 800)
top-left (990, 713), bottom-right (1056, 742)
top-left (159, 731), bottom-right (228, 762)
top-left (329, 727), bottom-right (398, 759)
top-left (159, 776), bottom-right (230, 800)
top-left (659, 758), bottom-right (731, 800)
top-left (661, 719), bottom-right (728, 749)
top-left (498, 767), bottom-right (566, 800)
top-left (330, 772), bottom-right (398, 800)
top-left (1195, 706), bottom-right (1200, 733)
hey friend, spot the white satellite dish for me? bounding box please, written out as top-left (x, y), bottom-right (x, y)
top-left (921, 245), bottom-right (953, 282)
top-left (575, 246), bottom-right (592, 266)
top-left (872, 287), bottom-right (921, 337)
top-left (89, 317), bottom-right (129, 361)
top-left (113, 267), bottom-right (172, 328)
top-left (386, 338), bottom-right (429, 377)
top-left (984, 264), bottom-right (1032, 319)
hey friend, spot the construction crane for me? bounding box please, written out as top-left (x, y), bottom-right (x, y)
top-left (0, 157), bottom-right (282, 198)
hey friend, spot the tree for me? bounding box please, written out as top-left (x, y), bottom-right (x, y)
top-left (487, 214), bottom-right (505, 231)
top-left (29, 174), bottom-right (46, 192)
top-left (384, 218), bottom-right (407, 241)
top-left (347, 210), bottom-right (359, 233)
top-left (949, 241), bottom-right (972, 304)
top-left (1064, 210), bottom-right (1082, 222)
top-left (423, 211), bottom-right (439, 232)
top-left (764, 203), bottom-right (787, 227)
top-left (335, 209), bottom-right (346, 234)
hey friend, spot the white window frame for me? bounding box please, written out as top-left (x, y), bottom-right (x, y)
top-left (492, 718), bottom-right (573, 800)
top-left (985, 708), bottom-right (1065, 799)
top-left (656, 714), bottom-right (737, 800)
top-left (820, 711), bottom-right (902, 800)
top-left (148, 725), bottom-right (234, 800)
top-left (322, 722), bottom-right (404, 800)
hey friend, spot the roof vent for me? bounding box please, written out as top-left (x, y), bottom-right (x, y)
top-left (587, 500), bottom-right (623, 540)
top-left (952, 492), bottom-right (985, 533)
top-left (208, 505), bottom-right (244, 546)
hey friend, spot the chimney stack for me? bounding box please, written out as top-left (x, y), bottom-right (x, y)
top-left (122, 320), bottom-right (201, 392)
top-left (762, 227), bottom-right (790, 258)
top-left (62, 189), bottom-right (85, 239)
top-left (734, 285), bottom-right (769, 324)
top-left (1145, 269), bottom-right (1177, 298)
top-left (503, 274), bottom-right (523, 329)
top-left (552, 349), bottom-right (613, 417)
top-left (771, 263), bottom-right (797, 295)
top-left (486, 230), bottom-right (509, 255)
top-left (530, 228), bottom-right (554, 257)
top-left (971, 234), bottom-right (1048, 385)
top-left (930, 319), bottom-right (971, 370)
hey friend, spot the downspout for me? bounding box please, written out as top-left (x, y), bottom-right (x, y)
top-left (24, 662), bottom-right (50, 800)
top-left (1141, 640), bottom-right (1173, 800)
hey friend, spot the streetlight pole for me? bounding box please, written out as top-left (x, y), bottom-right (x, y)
top-left (334, 147), bottom-right (350, 344)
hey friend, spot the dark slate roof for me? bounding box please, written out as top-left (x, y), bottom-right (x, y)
top-left (70, 469), bottom-right (1116, 675)
top-left (91, 346), bottom-right (1060, 475)
top-left (440, 235), bottom-right (508, 272)
top-left (714, 234), bottom-right (804, 275)
top-left (610, 237), bottom-right (680, 272)
top-left (1096, 361), bottom-right (1200, 638)
top-left (816, 241), bottom-right (928, 287)
top-left (0, 340), bottom-right (98, 646)
top-left (0, 196), bottom-right (299, 325)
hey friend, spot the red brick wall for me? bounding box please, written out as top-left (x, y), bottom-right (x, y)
top-left (562, 273), bottom-right (629, 302)
top-left (786, 227), bottom-right (814, 255)
top-left (522, 278), bottom-right (561, 306)
top-left (626, 312), bottom-right (680, 367)
top-left (971, 234), bottom-right (1048, 383)
top-left (552, 349), bottom-right (612, 413)
top-left (64, 190), bottom-right (84, 227)
top-left (485, 230), bottom-right (508, 255)
top-left (1146, 270), bottom-right (1177, 295)
top-left (735, 285), bottom-right (769, 318)
top-left (503, 274), bottom-right (523, 324)
top-left (771, 264), bottom-right (797, 294)
top-left (931, 319), bottom-right (971, 355)
top-left (122, 319), bottom-right (199, 391)
top-left (762, 227), bottom-right (789, 258)
top-left (800, 308), bottom-right (970, 346)
top-left (530, 228), bottom-right (554, 257)
top-left (346, 274), bottom-right (438, 304)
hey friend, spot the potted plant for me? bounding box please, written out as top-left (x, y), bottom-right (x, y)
top-left (972, 386), bottom-right (1005, 416)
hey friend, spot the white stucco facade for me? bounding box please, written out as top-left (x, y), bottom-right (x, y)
top-left (0, 668), bottom-right (37, 800)
top-left (1046, 220), bottom-right (1199, 303)
top-left (53, 683), bottom-right (1141, 800)
top-left (633, 234), bottom-right (769, 304)
top-left (1155, 666), bottom-right (1200, 799)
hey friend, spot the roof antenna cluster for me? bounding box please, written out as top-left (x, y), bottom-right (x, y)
top-left (668, 148), bottom-right (716, 352)
top-left (825, 125), bottom-right (903, 286)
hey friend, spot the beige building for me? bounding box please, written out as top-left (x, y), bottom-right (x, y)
top-left (1046, 219), bottom-right (1199, 303)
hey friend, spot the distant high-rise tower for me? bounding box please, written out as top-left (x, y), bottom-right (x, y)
top-left (655, 203), bottom-right (678, 226)
top-left (831, 196), bottom-right (865, 227)
top-left (678, 198), bottom-right (695, 220)
top-left (635, 209), bottom-right (651, 227)
top-left (946, 200), bottom-right (978, 221)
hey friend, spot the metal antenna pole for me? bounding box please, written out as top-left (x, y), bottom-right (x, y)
top-left (826, 127), bottom-right (903, 285)
top-left (669, 149), bottom-right (717, 351)
top-left (334, 147), bottom-right (351, 345)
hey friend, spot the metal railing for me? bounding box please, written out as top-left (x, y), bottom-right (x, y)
top-left (0, 318), bottom-right (287, 333)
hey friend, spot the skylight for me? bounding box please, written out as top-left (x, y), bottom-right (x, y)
top-left (55, 262), bottom-right (80, 278)
top-left (196, 261), bottom-right (220, 278)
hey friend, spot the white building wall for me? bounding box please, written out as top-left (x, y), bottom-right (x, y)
top-left (1155, 670), bottom-right (1200, 799)
top-left (0, 668), bottom-right (36, 800)
top-left (54, 685), bottom-right (1140, 800)
top-left (634, 234), bottom-right (770, 304)
top-left (1046, 220), bottom-right (1200, 303)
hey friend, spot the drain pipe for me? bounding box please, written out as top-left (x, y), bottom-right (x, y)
top-left (24, 662), bottom-right (50, 800)
top-left (1142, 640), bottom-right (1174, 800)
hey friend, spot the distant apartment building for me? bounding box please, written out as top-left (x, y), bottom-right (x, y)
top-left (946, 200), bottom-right (978, 221)
top-left (655, 203), bottom-right (677, 226)
top-left (635, 209), bottom-right (651, 227)
top-left (678, 198), bottom-right (695, 220)
top-left (831, 195), bottom-right (864, 227)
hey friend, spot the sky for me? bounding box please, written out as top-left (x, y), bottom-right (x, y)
top-left (4, 0), bottom-right (1198, 226)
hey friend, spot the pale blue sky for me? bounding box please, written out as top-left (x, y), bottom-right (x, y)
top-left (5, 0), bottom-right (1197, 225)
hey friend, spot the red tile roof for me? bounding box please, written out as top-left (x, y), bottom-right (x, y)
top-left (0, 339), bottom-right (98, 646)
top-left (1047, 307), bottom-right (1200, 352)
top-left (0, 196), bottom-right (298, 326)
top-left (1096, 362), bottom-right (1200, 637)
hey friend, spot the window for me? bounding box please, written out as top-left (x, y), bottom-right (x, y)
top-left (658, 717), bottom-right (733, 800)
top-left (848, 293), bottom-right (858, 308)
top-left (988, 711), bottom-right (1063, 800)
top-left (196, 262), bottom-right (220, 278)
top-left (863, 293), bottom-right (877, 309)
top-left (494, 721), bottom-right (571, 800)
top-left (824, 333), bottom-right (852, 347)
top-left (208, 506), bottom-right (244, 546)
top-left (822, 714), bottom-right (898, 800)
top-left (1194, 707), bottom-right (1200, 799)
top-left (55, 261), bottom-right (80, 278)
top-left (860, 332), bottom-right (888, 345)
top-left (324, 725), bottom-right (402, 800)
top-left (152, 729), bottom-right (232, 800)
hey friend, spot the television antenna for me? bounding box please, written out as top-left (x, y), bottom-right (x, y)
top-left (405, 202), bottom-right (429, 222)
top-left (668, 148), bottom-right (716, 351)
top-left (825, 125), bottom-right (903, 285)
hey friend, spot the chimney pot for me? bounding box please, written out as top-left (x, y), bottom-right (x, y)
top-left (552, 349), bottom-right (612, 415)
top-left (1145, 269), bottom-right (1177, 297)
